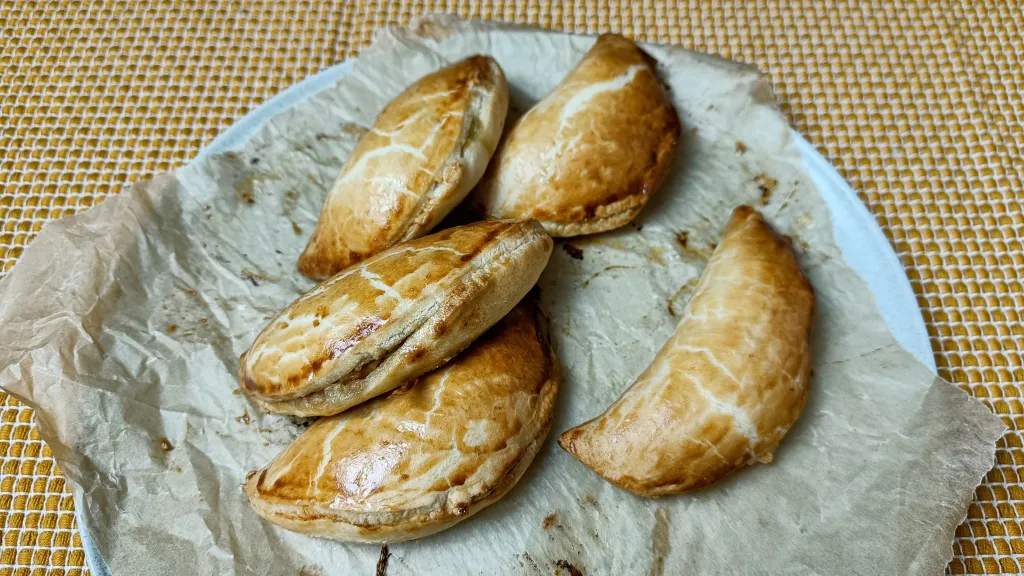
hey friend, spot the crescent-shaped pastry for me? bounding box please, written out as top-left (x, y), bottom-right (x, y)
top-left (472, 34), bottom-right (680, 237)
top-left (245, 297), bottom-right (558, 542)
top-left (559, 206), bottom-right (815, 497)
top-left (241, 219), bottom-right (552, 417)
top-left (298, 56), bottom-right (509, 279)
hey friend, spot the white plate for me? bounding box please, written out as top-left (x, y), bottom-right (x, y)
top-left (81, 58), bottom-right (934, 575)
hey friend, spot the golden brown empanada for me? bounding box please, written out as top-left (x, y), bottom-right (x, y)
top-left (241, 219), bottom-right (552, 417)
top-left (298, 56), bottom-right (509, 279)
top-left (245, 297), bottom-right (558, 542)
top-left (472, 34), bottom-right (680, 237)
top-left (559, 206), bottom-right (815, 497)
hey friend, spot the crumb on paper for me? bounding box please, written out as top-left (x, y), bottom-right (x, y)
top-left (554, 560), bottom-right (584, 576)
top-left (292, 221), bottom-right (303, 235)
top-left (236, 409), bottom-right (251, 425)
top-left (289, 417), bottom-right (315, 430)
top-left (342, 123), bottom-right (366, 137)
top-left (562, 243), bottom-right (584, 260)
top-left (648, 246), bottom-right (666, 266)
top-left (668, 277), bottom-right (700, 318)
top-left (581, 265), bottom-right (631, 288)
top-left (300, 565), bottom-right (326, 576)
top-left (543, 512), bottom-right (558, 530)
top-left (755, 174), bottom-right (777, 204)
top-left (166, 324), bottom-right (177, 333)
top-left (241, 269), bottom-right (264, 287)
top-left (580, 495), bottom-right (597, 507)
top-left (236, 176), bottom-right (257, 204)
top-left (375, 545), bottom-right (391, 576)
top-left (735, 141), bottom-right (748, 154)
top-left (158, 438), bottom-right (174, 453)
top-left (675, 230), bottom-right (688, 249)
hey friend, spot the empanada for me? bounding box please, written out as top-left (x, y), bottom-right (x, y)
top-left (244, 297), bottom-right (558, 542)
top-left (559, 206), bottom-right (815, 497)
top-left (298, 56), bottom-right (509, 279)
top-left (472, 34), bottom-right (680, 237)
top-left (241, 219), bottom-right (552, 417)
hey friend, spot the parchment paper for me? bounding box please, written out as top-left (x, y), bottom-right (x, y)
top-left (0, 15), bottom-right (1005, 576)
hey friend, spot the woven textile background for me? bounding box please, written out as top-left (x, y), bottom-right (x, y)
top-left (1, 1), bottom-right (1021, 574)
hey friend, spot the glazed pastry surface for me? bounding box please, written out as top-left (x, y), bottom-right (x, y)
top-left (245, 299), bottom-right (558, 542)
top-left (473, 34), bottom-right (680, 237)
top-left (241, 219), bottom-right (552, 416)
top-left (560, 206), bottom-right (815, 497)
top-left (299, 55), bottom-right (509, 279)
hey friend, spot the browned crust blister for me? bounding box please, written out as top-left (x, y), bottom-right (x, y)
top-left (559, 206), bottom-right (815, 497)
top-left (472, 33), bottom-right (681, 237)
top-left (244, 298), bottom-right (558, 542)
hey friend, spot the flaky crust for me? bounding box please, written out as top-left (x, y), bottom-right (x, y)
top-left (240, 219), bottom-right (552, 416)
top-left (298, 55), bottom-right (509, 279)
top-left (559, 206), bottom-right (815, 497)
top-left (472, 34), bottom-right (680, 237)
top-left (245, 298), bottom-right (558, 542)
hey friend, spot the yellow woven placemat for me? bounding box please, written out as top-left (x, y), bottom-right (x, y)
top-left (1, 1), bottom-right (1021, 574)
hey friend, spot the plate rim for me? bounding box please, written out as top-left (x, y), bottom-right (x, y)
top-left (81, 56), bottom-right (935, 576)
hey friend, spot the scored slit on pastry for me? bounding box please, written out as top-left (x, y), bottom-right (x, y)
top-left (298, 55), bottom-right (509, 280)
top-left (245, 296), bottom-right (558, 543)
top-left (472, 34), bottom-right (680, 237)
top-left (241, 219), bottom-right (552, 417)
top-left (559, 206), bottom-right (815, 497)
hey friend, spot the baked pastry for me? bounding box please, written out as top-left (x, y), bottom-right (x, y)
top-left (245, 297), bottom-right (558, 542)
top-left (241, 219), bottom-right (552, 417)
top-left (472, 34), bottom-right (680, 237)
top-left (559, 206), bottom-right (815, 497)
top-left (298, 56), bottom-right (509, 279)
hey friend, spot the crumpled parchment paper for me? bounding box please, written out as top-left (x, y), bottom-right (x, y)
top-left (0, 15), bottom-right (1005, 576)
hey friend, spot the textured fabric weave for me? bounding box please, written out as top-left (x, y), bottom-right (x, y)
top-left (0, 1), bottom-right (1021, 574)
